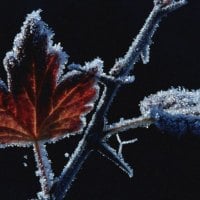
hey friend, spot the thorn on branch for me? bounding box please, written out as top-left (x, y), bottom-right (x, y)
top-left (98, 142), bottom-right (133, 177)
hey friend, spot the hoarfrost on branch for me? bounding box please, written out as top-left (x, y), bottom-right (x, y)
top-left (0, 1), bottom-right (190, 199)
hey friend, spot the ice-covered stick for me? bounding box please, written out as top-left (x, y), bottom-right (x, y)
top-left (110, 0), bottom-right (187, 76)
top-left (103, 116), bottom-right (155, 140)
top-left (52, 1), bottom-right (187, 199)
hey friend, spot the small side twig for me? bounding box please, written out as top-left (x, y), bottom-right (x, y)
top-left (103, 116), bottom-right (154, 140)
top-left (116, 134), bottom-right (138, 156)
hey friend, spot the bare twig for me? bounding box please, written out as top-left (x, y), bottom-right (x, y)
top-left (116, 134), bottom-right (138, 156)
top-left (52, 1), bottom-right (187, 199)
top-left (104, 116), bottom-right (154, 140)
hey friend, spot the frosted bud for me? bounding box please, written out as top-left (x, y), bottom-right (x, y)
top-left (140, 88), bottom-right (200, 136)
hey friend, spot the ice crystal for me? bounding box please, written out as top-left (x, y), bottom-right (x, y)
top-left (23, 162), bottom-right (28, 167)
top-left (64, 152), bottom-right (69, 158)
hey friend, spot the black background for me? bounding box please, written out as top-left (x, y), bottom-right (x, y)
top-left (0, 0), bottom-right (200, 200)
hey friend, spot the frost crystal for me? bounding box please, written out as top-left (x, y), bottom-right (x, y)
top-left (140, 45), bottom-right (150, 64)
top-left (64, 152), bottom-right (69, 158)
top-left (23, 162), bottom-right (28, 167)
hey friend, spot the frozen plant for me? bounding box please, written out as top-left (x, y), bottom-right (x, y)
top-left (0, 0), bottom-right (188, 199)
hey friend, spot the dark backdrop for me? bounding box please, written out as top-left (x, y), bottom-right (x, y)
top-left (0, 0), bottom-right (200, 200)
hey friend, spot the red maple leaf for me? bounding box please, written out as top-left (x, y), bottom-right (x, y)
top-left (0, 10), bottom-right (99, 146)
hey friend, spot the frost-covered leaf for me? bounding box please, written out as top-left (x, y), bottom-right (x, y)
top-left (140, 88), bottom-right (200, 136)
top-left (0, 10), bottom-right (99, 146)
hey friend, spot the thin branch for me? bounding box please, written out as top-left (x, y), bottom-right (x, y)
top-left (104, 116), bottom-right (154, 140)
top-left (109, 0), bottom-right (187, 77)
top-left (52, 84), bottom-right (108, 200)
top-left (157, 0), bottom-right (188, 14)
top-left (116, 134), bottom-right (138, 156)
top-left (52, 138), bottom-right (92, 200)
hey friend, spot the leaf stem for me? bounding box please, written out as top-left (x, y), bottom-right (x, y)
top-left (33, 141), bottom-right (53, 200)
